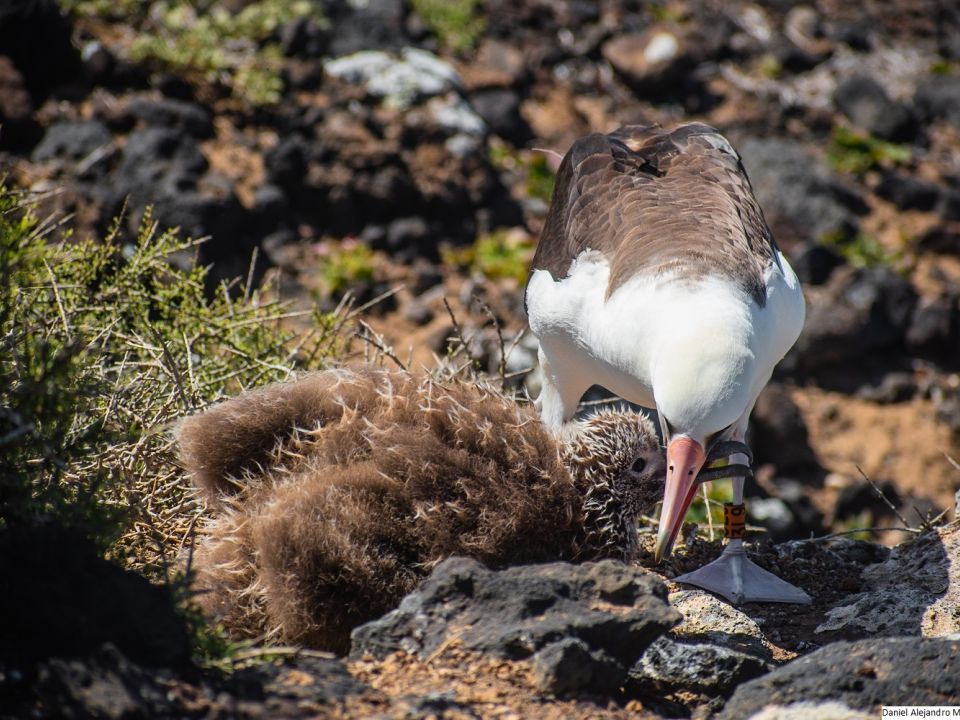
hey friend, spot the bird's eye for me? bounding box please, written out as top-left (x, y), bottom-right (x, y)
top-left (631, 457), bottom-right (646, 473)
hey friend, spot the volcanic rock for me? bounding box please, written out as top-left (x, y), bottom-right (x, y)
top-left (127, 97), bottom-right (214, 138)
top-left (787, 266), bottom-right (917, 373)
top-left (750, 383), bottom-right (818, 473)
top-left (602, 27), bottom-right (696, 96)
top-left (32, 120), bottom-right (113, 164)
top-left (325, 48), bottom-right (461, 110)
top-left (3, 642), bottom-right (367, 720)
top-left (719, 637), bottom-right (960, 718)
top-left (833, 75), bottom-right (916, 141)
top-left (937, 188), bottom-right (960, 223)
top-left (631, 636), bottom-right (772, 697)
top-left (108, 127), bottom-right (208, 202)
top-left (0, 0), bottom-right (82, 99)
top-left (469, 88), bottom-right (532, 144)
top-left (855, 372), bottom-right (918, 403)
top-left (815, 523), bottom-right (959, 639)
top-left (738, 138), bottom-right (867, 249)
top-left (788, 242), bottom-right (846, 286)
top-left (350, 557), bottom-right (680, 682)
top-left (0, 56), bottom-right (39, 151)
top-left (668, 590), bottom-right (770, 658)
top-left (875, 172), bottom-right (941, 212)
top-left (917, 223), bottom-right (960, 254)
top-left (906, 293), bottom-right (959, 362)
top-left (915, 74), bottom-right (960, 126)
top-left (531, 638), bottom-right (624, 695)
top-left (0, 524), bottom-right (188, 668)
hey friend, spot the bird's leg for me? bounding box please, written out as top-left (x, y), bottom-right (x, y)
top-left (674, 449), bottom-right (812, 605)
top-left (696, 440), bottom-right (753, 482)
top-left (706, 440), bottom-right (752, 465)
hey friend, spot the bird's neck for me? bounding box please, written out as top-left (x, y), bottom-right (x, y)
top-left (646, 278), bottom-right (758, 436)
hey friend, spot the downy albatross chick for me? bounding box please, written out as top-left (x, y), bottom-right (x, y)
top-left (526, 123), bottom-right (810, 604)
top-left (177, 364), bottom-right (665, 653)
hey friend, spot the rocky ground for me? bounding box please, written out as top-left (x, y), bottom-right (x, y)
top-left (4, 0), bottom-right (960, 716)
top-left (3, 523), bottom-right (959, 718)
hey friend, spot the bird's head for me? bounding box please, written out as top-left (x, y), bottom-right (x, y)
top-left (560, 409), bottom-right (666, 560)
top-left (650, 329), bottom-right (757, 562)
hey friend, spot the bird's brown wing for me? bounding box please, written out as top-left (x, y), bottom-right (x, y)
top-left (529, 123), bottom-right (778, 305)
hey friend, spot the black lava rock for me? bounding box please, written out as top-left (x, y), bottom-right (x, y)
top-left (834, 478), bottom-right (902, 521)
top-left (80, 40), bottom-right (116, 88)
top-left (150, 189), bottom-right (248, 256)
top-left (350, 557), bottom-right (679, 674)
top-left (102, 127), bottom-right (256, 281)
top-left (856, 372), bottom-right (918, 403)
top-left (380, 216), bottom-right (433, 261)
top-left (631, 636), bottom-right (772, 697)
top-left (128, 97), bottom-right (214, 138)
top-left (409, 260), bottom-right (444, 295)
top-left (264, 134), bottom-right (310, 190)
top-left (0, 524), bottom-right (189, 668)
top-left (833, 75), bottom-right (916, 142)
top-left (787, 266), bottom-right (918, 373)
top-left (31, 120), bottom-right (113, 163)
top-left (751, 480), bottom-right (825, 541)
top-left (937, 188), bottom-right (960, 222)
top-left (109, 127), bottom-right (208, 201)
top-left (532, 638), bottom-right (624, 695)
top-left (936, 389), bottom-right (960, 438)
top-left (0, 0), bottom-right (82, 99)
top-left (2, 642), bottom-right (367, 719)
top-left (917, 223), bottom-right (960, 254)
top-left (325, 0), bottom-right (408, 56)
top-left (739, 137), bottom-right (868, 250)
top-left (906, 294), bottom-right (960, 364)
top-left (280, 15), bottom-right (330, 58)
top-left (0, 56), bottom-right (40, 151)
top-left (789, 242), bottom-right (846, 286)
top-left (915, 75), bottom-right (960, 126)
top-left (251, 183), bottom-right (292, 237)
top-left (468, 88), bottom-right (532, 146)
top-left (749, 383), bottom-right (819, 473)
top-left (21, 644), bottom-right (183, 720)
top-left (875, 172), bottom-right (941, 212)
top-left (719, 638), bottom-right (960, 717)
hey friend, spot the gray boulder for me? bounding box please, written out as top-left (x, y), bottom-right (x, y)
top-left (719, 637), bottom-right (960, 718)
top-left (738, 137), bottom-right (867, 249)
top-left (786, 266), bottom-right (917, 373)
top-left (833, 75), bottom-right (916, 142)
top-left (32, 120), bottom-right (113, 164)
top-left (350, 557), bottom-right (680, 695)
top-left (631, 635), bottom-right (772, 697)
top-left (816, 523), bottom-right (960, 639)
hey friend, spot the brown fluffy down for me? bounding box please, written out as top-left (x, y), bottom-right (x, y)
top-left (178, 365), bottom-right (588, 653)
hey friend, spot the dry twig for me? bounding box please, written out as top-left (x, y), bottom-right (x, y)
top-left (856, 465), bottom-right (913, 530)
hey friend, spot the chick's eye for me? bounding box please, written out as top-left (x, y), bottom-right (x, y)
top-left (631, 457), bottom-right (646, 473)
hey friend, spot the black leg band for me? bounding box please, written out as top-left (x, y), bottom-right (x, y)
top-left (705, 440), bottom-right (753, 464)
top-left (696, 463), bottom-right (753, 484)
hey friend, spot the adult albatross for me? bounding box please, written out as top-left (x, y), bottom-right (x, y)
top-left (525, 122), bottom-right (810, 604)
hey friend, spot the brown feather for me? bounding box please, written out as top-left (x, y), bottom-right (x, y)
top-left (178, 365), bottom-right (663, 653)
top-left (530, 123), bottom-right (779, 305)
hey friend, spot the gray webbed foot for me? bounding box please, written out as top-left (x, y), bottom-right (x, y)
top-left (674, 542), bottom-right (812, 605)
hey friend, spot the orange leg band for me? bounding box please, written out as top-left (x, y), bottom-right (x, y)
top-left (724, 503), bottom-right (746, 539)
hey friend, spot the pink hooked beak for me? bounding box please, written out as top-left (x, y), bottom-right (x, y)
top-left (654, 436), bottom-right (706, 562)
